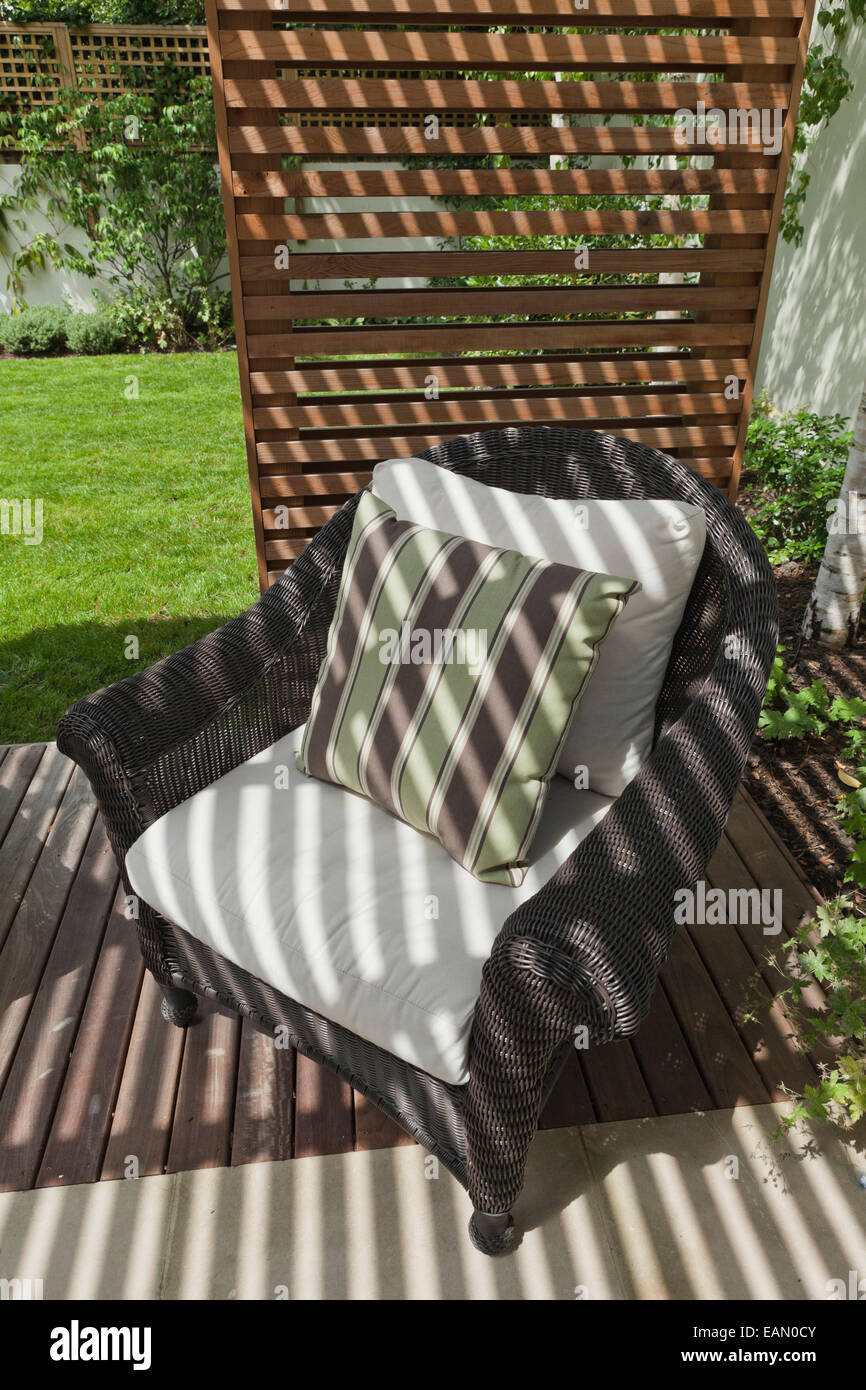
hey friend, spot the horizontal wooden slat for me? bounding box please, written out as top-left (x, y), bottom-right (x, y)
top-left (260, 470), bottom-right (373, 499)
top-left (224, 78), bottom-right (790, 115)
top-left (248, 320), bottom-right (754, 358)
top-left (256, 422), bottom-right (737, 464)
top-left (251, 356), bottom-right (750, 394)
top-left (244, 285), bottom-right (760, 321)
top-left (240, 250), bottom-right (767, 282)
top-left (255, 391), bottom-right (741, 430)
top-left (220, 30), bottom-right (797, 70)
top-left (216, 0), bottom-right (804, 20)
top-left (229, 124), bottom-right (770, 156)
top-left (237, 209), bottom-right (772, 240)
top-left (249, 322), bottom-right (755, 359)
top-left (233, 167), bottom-right (777, 200)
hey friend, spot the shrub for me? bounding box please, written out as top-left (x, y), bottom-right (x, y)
top-left (0, 304), bottom-right (70, 355)
top-left (743, 395), bottom-right (852, 564)
top-left (1, 79), bottom-right (227, 339)
top-left (65, 310), bottom-right (126, 355)
top-left (107, 287), bottom-right (233, 352)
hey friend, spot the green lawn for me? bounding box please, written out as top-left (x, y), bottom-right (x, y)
top-left (0, 352), bottom-right (259, 745)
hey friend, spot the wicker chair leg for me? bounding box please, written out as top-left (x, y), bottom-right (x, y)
top-left (469, 1209), bottom-right (515, 1256)
top-left (160, 983), bottom-right (198, 1027)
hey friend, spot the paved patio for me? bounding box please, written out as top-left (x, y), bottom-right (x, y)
top-left (0, 1103), bottom-right (864, 1300)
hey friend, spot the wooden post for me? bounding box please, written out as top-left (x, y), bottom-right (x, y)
top-left (205, 0), bottom-right (269, 594)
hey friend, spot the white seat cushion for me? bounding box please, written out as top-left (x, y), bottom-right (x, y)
top-left (372, 458), bottom-right (706, 796)
top-left (126, 726), bottom-right (614, 1085)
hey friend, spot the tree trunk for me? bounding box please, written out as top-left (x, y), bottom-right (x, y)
top-left (802, 379), bottom-right (866, 648)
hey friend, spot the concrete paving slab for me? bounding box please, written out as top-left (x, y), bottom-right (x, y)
top-left (0, 1104), bottom-right (862, 1300)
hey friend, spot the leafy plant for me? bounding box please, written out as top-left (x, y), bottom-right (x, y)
top-left (743, 397), bottom-right (852, 564)
top-left (752, 898), bottom-right (866, 1133)
top-left (782, 2), bottom-right (865, 244)
top-left (759, 645), bottom-right (832, 740)
top-left (0, 78), bottom-right (227, 344)
top-left (106, 285), bottom-right (233, 351)
top-left (760, 647), bottom-right (866, 889)
top-left (0, 1), bottom-right (203, 20)
top-left (0, 304), bottom-right (70, 354)
top-left (65, 308), bottom-right (125, 354)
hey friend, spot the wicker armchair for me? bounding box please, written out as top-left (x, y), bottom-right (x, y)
top-left (57, 426), bottom-right (778, 1254)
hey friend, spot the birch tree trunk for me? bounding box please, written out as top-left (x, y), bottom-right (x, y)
top-left (802, 378), bottom-right (866, 647)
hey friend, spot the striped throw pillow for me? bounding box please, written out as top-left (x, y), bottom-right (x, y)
top-left (296, 492), bottom-right (639, 886)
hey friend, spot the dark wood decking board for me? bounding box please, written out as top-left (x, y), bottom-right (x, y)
top-left (0, 743), bottom-right (823, 1193)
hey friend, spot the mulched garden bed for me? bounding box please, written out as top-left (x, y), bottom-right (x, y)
top-left (743, 558), bottom-right (866, 906)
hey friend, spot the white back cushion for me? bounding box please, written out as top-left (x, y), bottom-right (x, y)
top-left (372, 457), bottom-right (706, 796)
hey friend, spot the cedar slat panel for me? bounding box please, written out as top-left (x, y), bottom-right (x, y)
top-left (230, 125), bottom-right (770, 156)
top-left (256, 423), bottom-right (738, 465)
top-left (253, 357), bottom-right (750, 395)
top-left (207, 0), bottom-right (812, 583)
top-left (258, 391), bottom-right (741, 432)
top-left (224, 78), bottom-right (790, 113)
top-left (249, 323), bottom-right (755, 359)
top-left (244, 288), bottom-right (761, 320)
top-left (234, 167), bottom-right (777, 199)
top-left (237, 210), bottom-right (772, 240)
top-left (261, 470), bottom-right (372, 499)
top-left (217, 0), bottom-right (804, 18)
top-left (221, 30), bottom-right (798, 69)
top-left (258, 458), bottom-right (733, 503)
top-left (243, 251), bottom-right (766, 281)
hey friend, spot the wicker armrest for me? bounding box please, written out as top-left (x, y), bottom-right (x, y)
top-left (484, 623), bottom-right (774, 1052)
top-left (56, 508), bottom-right (354, 867)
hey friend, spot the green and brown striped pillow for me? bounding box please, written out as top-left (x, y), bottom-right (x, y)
top-left (296, 492), bottom-right (639, 886)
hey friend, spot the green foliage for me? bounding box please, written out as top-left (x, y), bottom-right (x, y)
top-left (752, 645), bottom-right (866, 1134)
top-left (760, 646), bottom-right (866, 886)
top-left (743, 397), bottom-right (852, 564)
top-left (0, 303), bottom-right (70, 354)
top-left (757, 899), bottom-right (866, 1132)
top-left (65, 308), bottom-right (125, 354)
top-left (0, 78), bottom-right (227, 338)
top-left (0, 1), bottom-right (203, 20)
top-left (106, 285), bottom-right (233, 351)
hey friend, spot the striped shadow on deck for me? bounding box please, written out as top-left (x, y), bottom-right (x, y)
top-left (0, 740), bottom-right (822, 1194)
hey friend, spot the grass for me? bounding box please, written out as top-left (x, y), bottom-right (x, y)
top-left (0, 352), bottom-right (259, 745)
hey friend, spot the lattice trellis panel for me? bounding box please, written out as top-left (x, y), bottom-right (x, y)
top-left (67, 24), bottom-right (211, 99)
top-left (205, 0), bottom-right (816, 590)
top-left (0, 26), bottom-right (64, 112)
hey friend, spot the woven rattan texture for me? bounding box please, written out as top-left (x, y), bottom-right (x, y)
top-left (57, 426), bottom-right (777, 1229)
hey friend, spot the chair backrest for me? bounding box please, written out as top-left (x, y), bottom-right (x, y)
top-left (205, 0), bottom-right (815, 592)
top-left (412, 424), bottom-right (771, 735)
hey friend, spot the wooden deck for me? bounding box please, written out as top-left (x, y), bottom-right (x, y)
top-left (0, 741), bottom-right (823, 1195)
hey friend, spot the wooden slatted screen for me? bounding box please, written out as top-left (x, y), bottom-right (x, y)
top-left (205, 0), bottom-right (815, 590)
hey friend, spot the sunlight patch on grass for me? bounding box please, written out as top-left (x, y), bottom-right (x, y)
top-left (0, 352), bottom-right (258, 744)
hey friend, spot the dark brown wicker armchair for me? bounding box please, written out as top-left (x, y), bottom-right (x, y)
top-left (57, 425), bottom-right (778, 1254)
